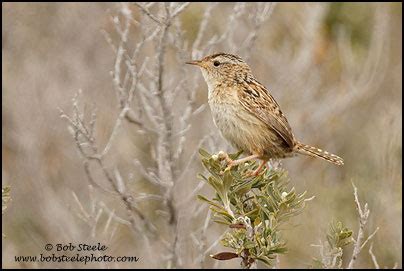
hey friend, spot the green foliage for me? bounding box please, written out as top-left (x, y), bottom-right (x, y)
top-left (198, 149), bottom-right (308, 268)
top-left (312, 220), bottom-right (353, 268)
top-left (327, 220), bottom-right (353, 249)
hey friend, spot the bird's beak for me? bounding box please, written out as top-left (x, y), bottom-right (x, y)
top-left (185, 60), bottom-right (203, 67)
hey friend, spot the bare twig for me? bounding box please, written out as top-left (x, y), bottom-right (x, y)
top-left (242, 2), bottom-right (276, 60)
top-left (191, 3), bottom-right (218, 58)
top-left (359, 227), bottom-right (379, 251)
top-left (368, 243), bottom-right (380, 269)
top-left (348, 183), bottom-right (378, 269)
top-left (272, 255), bottom-right (280, 269)
top-left (133, 2), bottom-right (162, 25)
top-left (171, 3), bottom-right (190, 19)
top-left (61, 90), bottom-right (156, 239)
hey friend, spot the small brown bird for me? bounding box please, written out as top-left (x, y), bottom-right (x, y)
top-left (187, 53), bottom-right (343, 175)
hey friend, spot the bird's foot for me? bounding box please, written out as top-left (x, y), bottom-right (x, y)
top-left (245, 160), bottom-right (268, 177)
top-left (217, 152), bottom-right (262, 175)
top-left (217, 151), bottom-right (234, 164)
top-left (218, 151), bottom-right (235, 175)
top-left (245, 168), bottom-right (264, 177)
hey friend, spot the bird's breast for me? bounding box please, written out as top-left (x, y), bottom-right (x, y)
top-left (208, 86), bottom-right (240, 128)
top-left (208, 87), bottom-right (267, 152)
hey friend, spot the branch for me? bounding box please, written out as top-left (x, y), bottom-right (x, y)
top-left (368, 243), bottom-right (380, 269)
top-left (171, 2), bottom-right (190, 19)
top-left (347, 183), bottom-right (378, 269)
top-left (134, 2), bottom-right (163, 25)
top-left (61, 91), bottom-right (157, 239)
top-left (242, 2), bottom-right (276, 60)
top-left (191, 3), bottom-right (218, 58)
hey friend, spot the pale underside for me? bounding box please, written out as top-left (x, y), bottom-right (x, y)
top-left (208, 83), bottom-right (295, 160)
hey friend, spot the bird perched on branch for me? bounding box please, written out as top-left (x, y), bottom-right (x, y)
top-left (187, 52), bottom-right (343, 176)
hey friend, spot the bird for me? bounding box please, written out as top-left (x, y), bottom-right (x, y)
top-left (186, 52), bottom-right (343, 176)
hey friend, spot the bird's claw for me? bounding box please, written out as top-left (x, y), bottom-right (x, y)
top-left (245, 169), bottom-right (263, 178)
top-left (217, 152), bottom-right (235, 175)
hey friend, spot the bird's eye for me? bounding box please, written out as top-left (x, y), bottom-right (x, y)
top-left (213, 61), bottom-right (220, 67)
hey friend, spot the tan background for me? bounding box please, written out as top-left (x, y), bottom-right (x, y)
top-left (2, 2), bottom-right (402, 268)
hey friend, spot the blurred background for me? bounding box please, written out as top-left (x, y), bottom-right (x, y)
top-left (2, 2), bottom-right (402, 268)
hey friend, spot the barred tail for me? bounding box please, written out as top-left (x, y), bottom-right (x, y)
top-left (295, 142), bottom-right (344, 166)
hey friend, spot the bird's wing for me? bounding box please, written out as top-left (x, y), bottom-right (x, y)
top-left (238, 78), bottom-right (295, 148)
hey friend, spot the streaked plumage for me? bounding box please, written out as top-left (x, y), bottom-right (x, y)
top-left (186, 52), bottom-right (343, 173)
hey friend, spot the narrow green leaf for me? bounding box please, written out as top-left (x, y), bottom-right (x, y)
top-left (223, 169), bottom-right (233, 191)
top-left (197, 173), bottom-right (208, 182)
top-left (213, 219), bottom-right (232, 225)
top-left (256, 256), bottom-right (273, 266)
top-left (198, 148), bottom-right (211, 158)
top-left (197, 195), bottom-right (225, 210)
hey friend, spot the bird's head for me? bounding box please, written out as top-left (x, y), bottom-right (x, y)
top-left (186, 52), bottom-right (252, 87)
